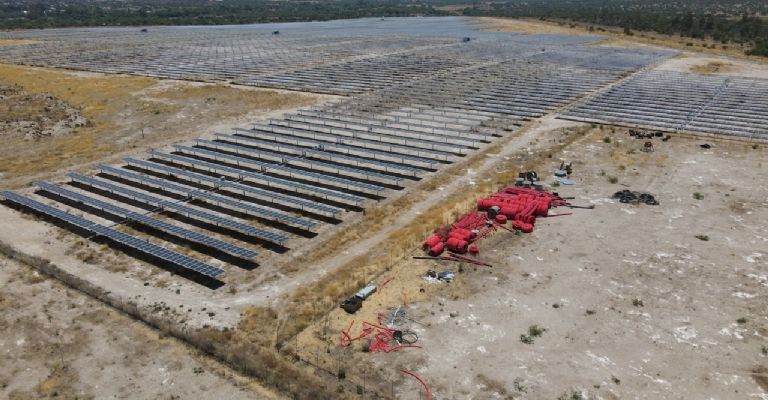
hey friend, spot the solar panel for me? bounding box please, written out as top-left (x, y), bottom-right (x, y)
top-left (35, 182), bottom-right (258, 259)
top-left (172, 144), bottom-right (386, 194)
top-left (0, 191), bottom-right (224, 278)
top-left (97, 165), bottom-right (317, 229)
top-left (66, 173), bottom-right (289, 245)
top-left (231, 128), bottom-right (439, 169)
top-left (216, 132), bottom-right (422, 176)
top-left (251, 123), bottom-right (456, 159)
top-left (124, 158), bottom-right (343, 217)
top-left (148, 150), bottom-right (366, 205)
top-left (195, 139), bottom-right (404, 186)
top-left (97, 164), bottom-right (191, 194)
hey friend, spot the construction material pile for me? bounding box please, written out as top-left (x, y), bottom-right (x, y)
top-left (340, 312), bottom-right (419, 353)
top-left (612, 189), bottom-right (659, 205)
top-left (423, 186), bottom-right (574, 257)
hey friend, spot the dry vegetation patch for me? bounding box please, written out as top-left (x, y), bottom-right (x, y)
top-left (0, 64), bottom-right (322, 189)
top-left (0, 39), bottom-right (39, 46)
top-left (689, 61), bottom-right (735, 74)
top-left (0, 84), bottom-right (86, 139)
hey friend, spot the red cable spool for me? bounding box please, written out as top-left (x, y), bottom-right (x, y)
top-left (429, 242), bottom-right (445, 256)
top-left (536, 199), bottom-right (550, 216)
top-left (449, 229), bottom-right (472, 241)
top-left (495, 214), bottom-right (508, 224)
top-left (512, 220), bottom-right (534, 233)
top-left (446, 237), bottom-right (468, 253)
top-left (423, 234), bottom-right (441, 249)
top-left (468, 244), bottom-right (480, 254)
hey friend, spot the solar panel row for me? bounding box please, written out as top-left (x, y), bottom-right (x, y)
top-left (215, 132), bottom-right (423, 176)
top-left (147, 150), bottom-right (366, 205)
top-left (194, 139), bottom-right (405, 186)
top-left (97, 164), bottom-right (317, 229)
top-left (35, 182), bottom-right (258, 259)
top-left (124, 158), bottom-right (343, 217)
top-left (67, 173), bottom-right (289, 245)
top-left (170, 144), bottom-right (386, 194)
top-left (0, 191), bottom-right (224, 278)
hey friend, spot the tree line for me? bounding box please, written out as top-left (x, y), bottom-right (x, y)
top-left (1, 0), bottom-right (766, 56)
top-left (461, 0), bottom-right (768, 56)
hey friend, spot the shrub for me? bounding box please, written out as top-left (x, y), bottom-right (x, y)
top-left (695, 234), bottom-right (709, 241)
top-left (602, 136), bottom-right (611, 143)
top-left (607, 176), bottom-right (619, 184)
top-left (632, 298), bottom-right (644, 307)
top-left (693, 192), bottom-right (704, 200)
top-left (528, 325), bottom-right (547, 337)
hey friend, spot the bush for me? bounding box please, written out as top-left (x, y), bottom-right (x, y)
top-left (602, 136), bottom-right (611, 143)
top-left (693, 192), bottom-right (704, 200)
top-left (695, 234), bottom-right (709, 241)
top-left (528, 325), bottom-right (547, 337)
top-left (607, 176), bottom-right (619, 184)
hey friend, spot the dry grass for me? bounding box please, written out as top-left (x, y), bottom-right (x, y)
top-left (0, 64), bottom-right (153, 186)
top-left (689, 61), bottom-right (734, 74)
top-left (0, 64), bottom-right (322, 189)
top-left (192, 320), bottom-right (349, 400)
top-left (0, 39), bottom-right (39, 46)
top-left (476, 16), bottom-right (584, 36)
top-left (151, 83), bottom-right (315, 111)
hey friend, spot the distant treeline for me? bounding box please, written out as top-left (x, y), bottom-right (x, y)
top-left (461, 0), bottom-right (768, 56)
top-left (0, 0), bottom-right (447, 29)
top-left (1, 0), bottom-right (766, 56)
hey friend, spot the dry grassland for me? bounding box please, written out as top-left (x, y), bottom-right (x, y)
top-left (0, 64), bottom-right (321, 189)
top-left (689, 60), bottom-right (735, 74)
top-left (0, 39), bottom-right (39, 46)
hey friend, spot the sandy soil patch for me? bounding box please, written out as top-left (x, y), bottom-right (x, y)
top-left (0, 256), bottom-right (278, 399)
top-left (657, 54), bottom-right (768, 79)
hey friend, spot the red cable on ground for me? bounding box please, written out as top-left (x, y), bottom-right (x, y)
top-left (400, 369), bottom-right (432, 400)
top-left (378, 276), bottom-right (393, 292)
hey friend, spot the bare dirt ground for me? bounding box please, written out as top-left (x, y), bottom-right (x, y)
top-left (0, 64), bottom-right (328, 189)
top-left (0, 255), bottom-right (278, 400)
top-left (294, 127), bottom-right (768, 399)
top-left (656, 54), bottom-right (768, 79)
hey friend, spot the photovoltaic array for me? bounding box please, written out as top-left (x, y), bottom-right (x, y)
top-left (5, 18), bottom-right (759, 285)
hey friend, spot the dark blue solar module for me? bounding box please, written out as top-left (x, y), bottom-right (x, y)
top-left (0, 191), bottom-right (224, 278)
top-left (124, 158), bottom-right (343, 217)
top-left (66, 173), bottom-right (289, 245)
top-left (96, 164), bottom-right (317, 229)
top-left (35, 181), bottom-right (258, 259)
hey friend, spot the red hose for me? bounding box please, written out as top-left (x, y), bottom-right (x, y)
top-left (400, 369), bottom-right (432, 400)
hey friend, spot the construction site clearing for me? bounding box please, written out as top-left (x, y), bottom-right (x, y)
top-left (0, 16), bottom-right (766, 400)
